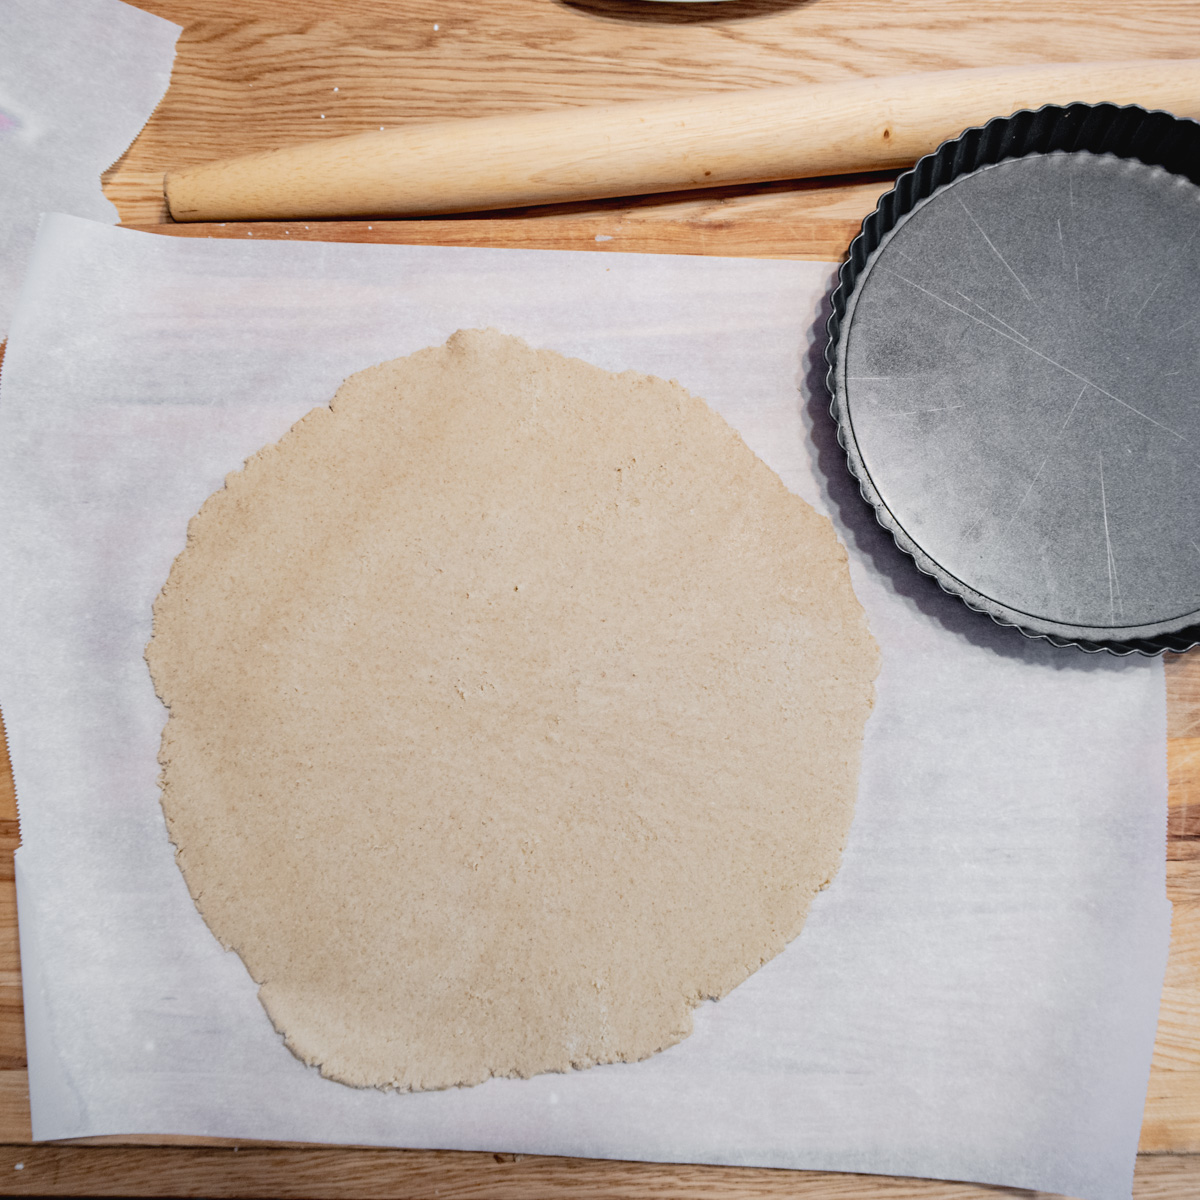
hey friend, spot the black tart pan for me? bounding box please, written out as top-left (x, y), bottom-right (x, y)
top-left (826, 104), bottom-right (1200, 655)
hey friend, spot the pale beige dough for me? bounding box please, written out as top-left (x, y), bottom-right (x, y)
top-left (146, 328), bottom-right (879, 1091)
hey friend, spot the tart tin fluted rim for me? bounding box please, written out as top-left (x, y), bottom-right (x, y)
top-left (824, 102), bottom-right (1200, 657)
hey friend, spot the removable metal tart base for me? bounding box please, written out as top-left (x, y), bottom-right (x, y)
top-left (826, 104), bottom-right (1200, 655)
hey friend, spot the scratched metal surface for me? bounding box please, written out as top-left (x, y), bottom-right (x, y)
top-left (836, 150), bottom-right (1200, 647)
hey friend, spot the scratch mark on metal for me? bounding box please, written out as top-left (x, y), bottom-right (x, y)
top-left (1144, 224), bottom-right (1200, 318)
top-left (1169, 312), bottom-right (1200, 337)
top-left (880, 405), bottom-right (966, 416)
top-left (1099, 451), bottom-right (1121, 622)
top-left (986, 383), bottom-right (1090, 558)
top-left (988, 384), bottom-right (1094, 556)
top-left (1059, 384), bottom-right (1089, 434)
top-left (1067, 177), bottom-right (1082, 301)
top-left (956, 196), bottom-right (1035, 302)
top-left (1134, 279), bottom-right (1164, 319)
top-left (998, 453), bottom-right (1052, 546)
top-left (883, 267), bottom-right (1189, 442)
top-left (954, 290), bottom-right (1031, 342)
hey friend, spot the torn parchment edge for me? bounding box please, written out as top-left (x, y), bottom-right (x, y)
top-left (0, 0), bottom-right (181, 336)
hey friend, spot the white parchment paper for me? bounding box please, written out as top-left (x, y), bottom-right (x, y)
top-left (0, 0), bottom-right (180, 337)
top-left (0, 216), bottom-right (1171, 1200)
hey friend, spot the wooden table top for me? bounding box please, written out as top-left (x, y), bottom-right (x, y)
top-left (3, 1), bottom-right (1200, 1195)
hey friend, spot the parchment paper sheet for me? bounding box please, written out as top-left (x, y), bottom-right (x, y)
top-left (0, 0), bottom-right (180, 336)
top-left (0, 216), bottom-right (1171, 1200)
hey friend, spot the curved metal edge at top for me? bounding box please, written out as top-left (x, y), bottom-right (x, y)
top-left (823, 101), bottom-right (1200, 658)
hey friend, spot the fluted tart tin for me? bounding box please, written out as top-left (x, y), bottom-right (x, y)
top-left (826, 103), bottom-right (1200, 655)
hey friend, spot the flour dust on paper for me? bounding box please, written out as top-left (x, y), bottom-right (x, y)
top-left (145, 328), bottom-right (879, 1092)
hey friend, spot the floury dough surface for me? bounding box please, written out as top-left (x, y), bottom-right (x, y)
top-left (145, 328), bottom-right (879, 1091)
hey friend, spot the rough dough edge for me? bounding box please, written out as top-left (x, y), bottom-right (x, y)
top-left (144, 328), bottom-right (880, 1092)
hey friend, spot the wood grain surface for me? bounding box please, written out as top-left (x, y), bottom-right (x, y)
top-left (3, 0), bottom-right (1200, 1195)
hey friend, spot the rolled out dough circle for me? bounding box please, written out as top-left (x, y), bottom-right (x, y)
top-left (147, 328), bottom-right (879, 1091)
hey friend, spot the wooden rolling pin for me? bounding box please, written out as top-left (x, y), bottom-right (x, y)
top-left (166, 60), bottom-right (1200, 222)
